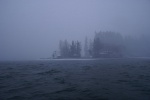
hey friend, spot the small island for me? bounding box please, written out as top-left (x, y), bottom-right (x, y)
top-left (52, 31), bottom-right (124, 59)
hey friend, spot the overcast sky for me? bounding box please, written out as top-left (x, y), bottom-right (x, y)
top-left (0, 0), bottom-right (150, 60)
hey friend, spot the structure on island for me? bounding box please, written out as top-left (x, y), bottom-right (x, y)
top-left (84, 31), bottom-right (124, 58)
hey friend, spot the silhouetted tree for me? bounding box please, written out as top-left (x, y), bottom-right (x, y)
top-left (76, 41), bottom-right (81, 57)
top-left (92, 31), bottom-right (123, 58)
top-left (93, 36), bottom-right (101, 58)
top-left (84, 37), bottom-right (89, 57)
top-left (88, 39), bottom-right (93, 57)
top-left (58, 40), bottom-right (81, 58)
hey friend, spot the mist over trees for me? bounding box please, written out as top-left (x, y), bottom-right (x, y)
top-left (53, 31), bottom-right (150, 59)
top-left (53, 40), bottom-right (81, 58)
top-left (84, 31), bottom-right (124, 58)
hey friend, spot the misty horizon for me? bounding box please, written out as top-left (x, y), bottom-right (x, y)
top-left (0, 0), bottom-right (150, 60)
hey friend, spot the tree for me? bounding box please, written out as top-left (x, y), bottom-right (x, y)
top-left (93, 37), bottom-right (101, 58)
top-left (59, 40), bottom-right (63, 57)
top-left (76, 41), bottom-right (81, 57)
top-left (88, 39), bottom-right (93, 57)
top-left (58, 40), bottom-right (82, 58)
top-left (92, 31), bottom-right (124, 58)
top-left (64, 40), bottom-right (70, 58)
top-left (70, 41), bottom-right (75, 57)
top-left (84, 37), bottom-right (89, 57)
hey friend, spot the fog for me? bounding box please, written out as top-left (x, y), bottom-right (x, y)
top-left (0, 0), bottom-right (150, 60)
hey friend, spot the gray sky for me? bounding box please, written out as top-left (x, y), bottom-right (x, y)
top-left (0, 0), bottom-right (150, 60)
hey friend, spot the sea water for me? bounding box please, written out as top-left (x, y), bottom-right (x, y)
top-left (0, 58), bottom-right (150, 100)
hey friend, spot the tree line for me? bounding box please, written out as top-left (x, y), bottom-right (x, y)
top-left (84, 31), bottom-right (123, 58)
top-left (52, 31), bottom-right (150, 58)
top-left (52, 40), bottom-right (81, 58)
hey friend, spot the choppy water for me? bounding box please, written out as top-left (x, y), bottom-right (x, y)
top-left (0, 58), bottom-right (150, 100)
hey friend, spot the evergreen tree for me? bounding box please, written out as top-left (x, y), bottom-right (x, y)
top-left (93, 37), bottom-right (101, 58)
top-left (84, 37), bottom-right (89, 57)
top-left (59, 40), bottom-right (63, 57)
top-left (58, 40), bottom-right (81, 58)
top-left (88, 39), bottom-right (93, 57)
top-left (76, 41), bottom-right (81, 57)
top-left (64, 40), bottom-right (69, 58)
top-left (70, 41), bottom-right (75, 57)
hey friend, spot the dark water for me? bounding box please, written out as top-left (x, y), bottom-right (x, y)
top-left (0, 58), bottom-right (150, 100)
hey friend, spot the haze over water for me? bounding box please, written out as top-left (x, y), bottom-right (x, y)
top-left (0, 1), bottom-right (150, 100)
top-left (0, 0), bottom-right (150, 60)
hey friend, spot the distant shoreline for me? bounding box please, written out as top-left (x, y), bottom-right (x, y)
top-left (40, 57), bottom-right (150, 61)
